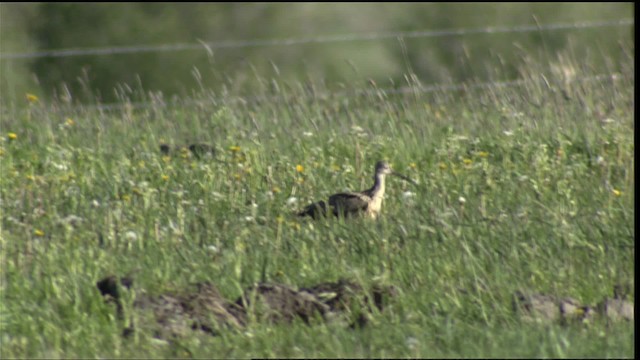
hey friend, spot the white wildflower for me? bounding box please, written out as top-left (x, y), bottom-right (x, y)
top-left (405, 336), bottom-right (419, 350)
top-left (402, 191), bottom-right (417, 203)
top-left (124, 231), bottom-right (138, 241)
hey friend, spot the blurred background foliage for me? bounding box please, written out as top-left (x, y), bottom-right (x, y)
top-left (0, 3), bottom-right (634, 105)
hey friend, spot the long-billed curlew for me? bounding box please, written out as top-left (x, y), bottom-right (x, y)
top-left (297, 161), bottom-right (416, 219)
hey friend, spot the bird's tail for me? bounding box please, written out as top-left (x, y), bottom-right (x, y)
top-left (297, 201), bottom-right (328, 219)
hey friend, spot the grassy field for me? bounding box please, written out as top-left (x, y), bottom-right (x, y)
top-left (0, 53), bottom-right (635, 358)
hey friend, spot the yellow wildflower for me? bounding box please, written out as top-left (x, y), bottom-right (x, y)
top-left (290, 221), bottom-right (301, 231)
top-left (34, 229), bottom-right (45, 237)
top-left (8, 132), bottom-right (17, 140)
top-left (26, 93), bottom-right (39, 103)
top-left (409, 162), bottom-right (417, 169)
top-left (229, 145), bottom-right (241, 152)
top-left (612, 189), bottom-right (622, 197)
top-left (65, 118), bottom-right (75, 126)
top-left (121, 194), bottom-right (131, 202)
top-left (296, 164), bottom-right (304, 173)
top-left (161, 175), bottom-right (169, 181)
top-left (272, 186), bottom-right (281, 194)
top-left (463, 158), bottom-right (473, 166)
top-left (476, 151), bottom-right (489, 158)
top-left (438, 162), bottom-right (448, 170)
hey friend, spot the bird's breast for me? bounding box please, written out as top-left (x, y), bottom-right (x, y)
top-left (366, 195), bottom-right (384, 218)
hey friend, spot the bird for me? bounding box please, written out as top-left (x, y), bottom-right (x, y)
top-left (297, 160), bottom-right (417, 219)
top-left (159, 143), bottom-right (215, 159)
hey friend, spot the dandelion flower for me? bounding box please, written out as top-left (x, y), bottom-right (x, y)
top-left (463, 158), bottom-right (473, 166)
top-left (229, 145), bottom-right (241, 152)
top-left (8, 132), bottom-right (17, 140)
top-left (161, 175), bottom-right (169, 181)
top-left (26, 93), bottom-right (39, 103)
top-left (612, 189), bottom-right (622, 197)
top-left (296, 164), bottom-right (304, 173)
top-left (34, 229), bottom-right (45, 237)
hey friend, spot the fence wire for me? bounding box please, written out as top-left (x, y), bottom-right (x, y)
top-left (0, 19), bottom-right (633, 60)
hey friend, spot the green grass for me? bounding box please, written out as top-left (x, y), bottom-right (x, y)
top-left (0, 55), bottom-right (635, 358)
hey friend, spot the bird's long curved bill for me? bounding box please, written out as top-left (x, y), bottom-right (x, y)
top-left (390, 171), bottom-right (418, 186)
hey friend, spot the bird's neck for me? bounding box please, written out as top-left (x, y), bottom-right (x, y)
top-left (368, 173), bottom-right (386, 199)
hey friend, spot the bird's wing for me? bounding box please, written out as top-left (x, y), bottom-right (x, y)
top-left (329, 192), bottom-right (370, 216)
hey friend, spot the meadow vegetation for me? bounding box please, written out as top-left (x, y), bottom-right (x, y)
top-left (1, 42), bottom-right (635, 357)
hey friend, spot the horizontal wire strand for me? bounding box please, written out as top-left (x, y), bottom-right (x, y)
top-left (0, 19), bottom-right (633, 60)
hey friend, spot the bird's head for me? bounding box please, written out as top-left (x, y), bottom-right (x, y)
top-left (375, 160), bottom-right (417, 186)
top-left (375, 161), bottom-right (393, 176)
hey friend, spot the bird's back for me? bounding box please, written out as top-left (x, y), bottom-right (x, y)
top-left (328, 191), bottom-right (370, 218)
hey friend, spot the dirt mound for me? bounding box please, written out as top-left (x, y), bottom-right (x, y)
top-left (96, 276), bottom-right (397, 340)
